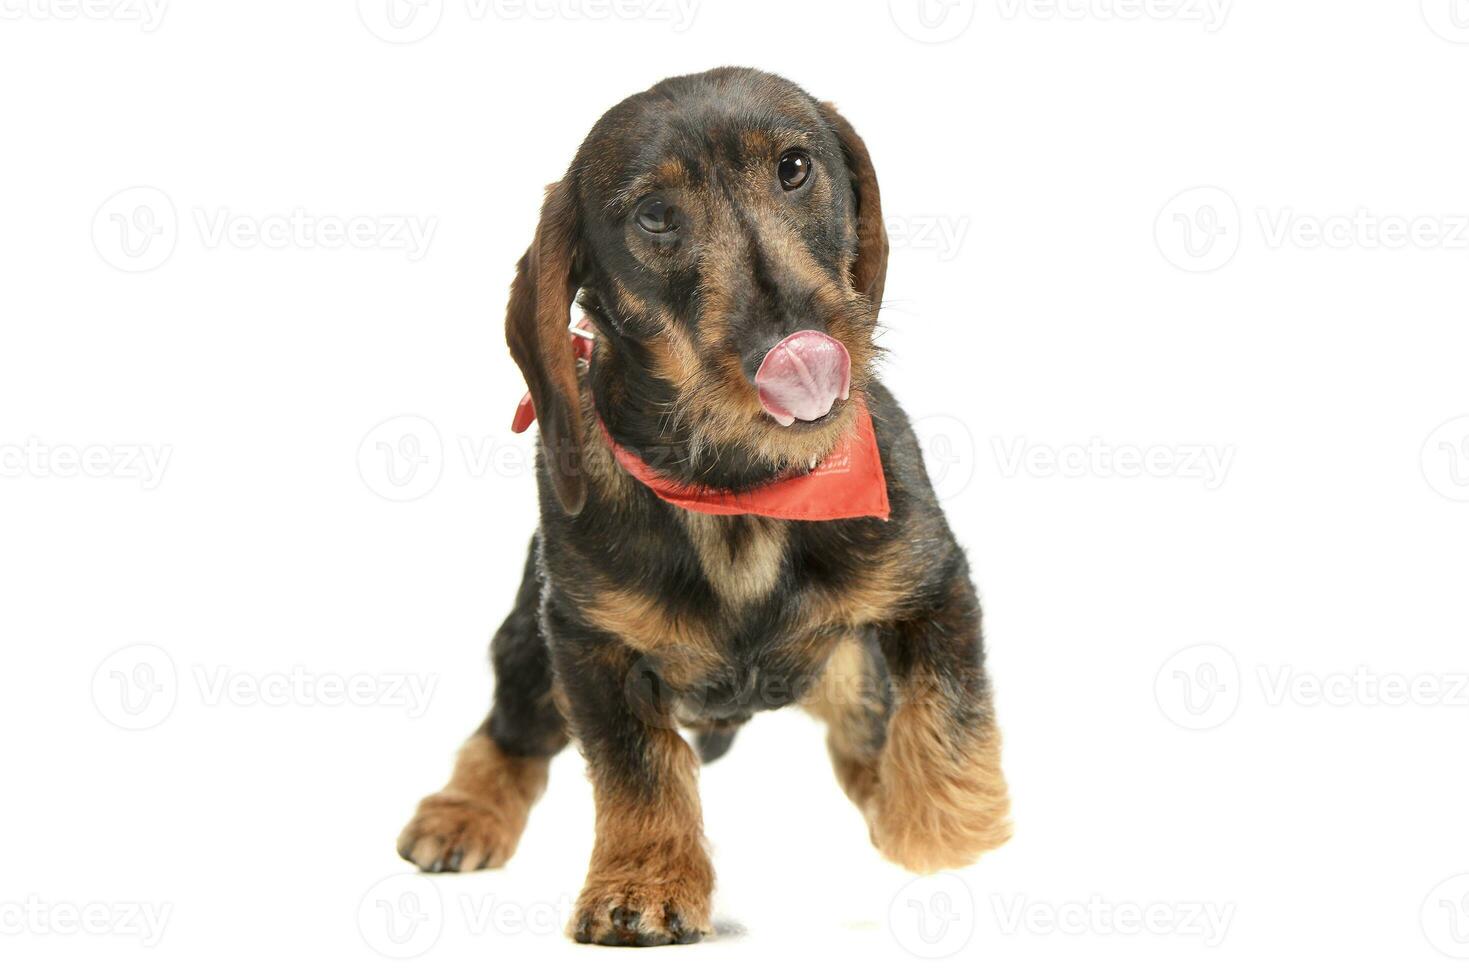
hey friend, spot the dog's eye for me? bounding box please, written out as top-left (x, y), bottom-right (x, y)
top-left (778, 151), bottom-right (811, 191)
top-left (634, 197), bottom-right (679, 235)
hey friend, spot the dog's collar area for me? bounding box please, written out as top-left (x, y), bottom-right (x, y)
top-left (509, 330), bottom-right (594, 435)
top-left (511, 320), bottom-right (890, 522)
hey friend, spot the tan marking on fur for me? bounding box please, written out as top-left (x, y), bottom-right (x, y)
top-left (802, 634), bottom-right (885, 809)
top-left (579, 435), bottom-right (635, 506)
top-left (749, 207), bottom-right (836, 294)
top-left (572, 729), bottom-right (713, 943)
top-left (550, 676), bottom-right (573, 730)
top-left (867, 692), bottom-right (1012, 873)
top-left (678, 513), bottom-right (788, 608)
top-left (647, 327), bottom-right (701, 389)
top-left (397, 733), bottom-right (550, 871)
top-left (611, 157), bottom-right (691, 213)
top-left (611, 282), bottom-right (651, 322)
top-left (580, 586), bottom-right (722, 687)
top-left (574, 392), bottom-right (639, 507)
top-left (804, 544), bottom-right (908, 630)
top-left (654, 156), bottom-right (690, 186)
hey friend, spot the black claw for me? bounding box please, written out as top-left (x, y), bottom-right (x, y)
top-left (444, 848), bottom-right (463, 872)
top-left (427, 855), bottom-right (445, 873)
top-left (572, 903), bottom-right (699, 946)
top-left (665, 903), bottom-right (701, 944)
top-left (610, 906), bottom-right (641, 934)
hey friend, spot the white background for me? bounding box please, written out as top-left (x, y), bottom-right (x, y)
top-left (3, 0), bottom-right (1468, 975)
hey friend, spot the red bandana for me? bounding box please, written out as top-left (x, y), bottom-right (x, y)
top-left (511, 324), bottom-right (890, 522)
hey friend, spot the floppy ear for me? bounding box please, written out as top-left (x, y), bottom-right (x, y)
top-left (821, 103), bottom-right (889, 310)
top-left (506, 179), bottom-right (586, 515)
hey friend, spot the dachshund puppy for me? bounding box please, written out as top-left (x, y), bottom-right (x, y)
top-left (397, 67), bottom-right (1011, 946)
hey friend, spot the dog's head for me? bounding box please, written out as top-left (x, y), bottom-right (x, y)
top-left (506, 67), bottom-right (888, 514)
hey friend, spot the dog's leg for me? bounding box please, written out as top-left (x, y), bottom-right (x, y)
top-left (549, 621), bottom-right (712, 945)
top-left (867, 577), bottom-right (1012, 873)
top-left (397, 538), bottom-right (567, 872)
top-left (802, 630), bottom-right (891, 812)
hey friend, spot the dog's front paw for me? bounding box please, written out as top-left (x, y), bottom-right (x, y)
top-left (571, 860), bottom-right (713, 946)
top-left (396, 792), bottom-right (526, 873)
top-left (868, 703), bottom-right (1012, 873)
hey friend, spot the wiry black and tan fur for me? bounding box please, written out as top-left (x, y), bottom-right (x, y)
top-left (397, 67), bottom-right (1011, 947)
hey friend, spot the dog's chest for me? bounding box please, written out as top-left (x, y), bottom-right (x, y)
top-left (657, 513), bottom-right (838, 720)
top-left (578, 510), bottom-right (889, 720)
top-left (677, 512), bottom-right (789, 609)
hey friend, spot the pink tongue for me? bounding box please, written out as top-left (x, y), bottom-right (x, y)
top-left (754, 330), bottom-right (852, 427)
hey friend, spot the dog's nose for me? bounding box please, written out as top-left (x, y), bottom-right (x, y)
top-left (753, 330), bottom-right (851, 427)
